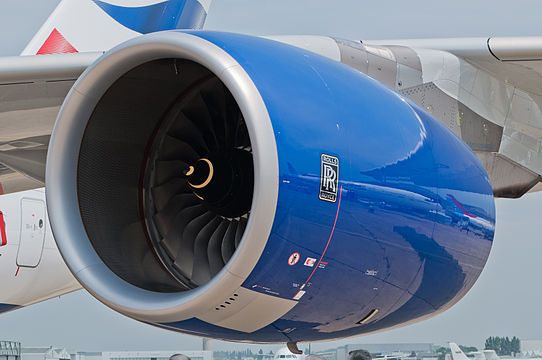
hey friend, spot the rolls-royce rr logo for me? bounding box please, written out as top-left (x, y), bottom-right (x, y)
top-left (319, 154), bottom-right (339, 202)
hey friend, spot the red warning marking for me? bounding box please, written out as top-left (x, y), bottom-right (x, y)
top-left (303, 185), bottom-right (343, 286)
top-left (15, 267), bottom-right (19, 277)
top-left (288, 252), bottom-right (300, 266)
top-left (37, 28), bottom-right (78, 55)
top-left (0, 211), bottom-right (7, 246)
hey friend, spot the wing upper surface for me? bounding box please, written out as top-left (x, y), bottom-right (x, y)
top-left (372, 36), bottom-right (542, 96)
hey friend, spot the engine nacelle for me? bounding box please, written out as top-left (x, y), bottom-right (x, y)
top-left (46, 31), bottom-right (495, 342)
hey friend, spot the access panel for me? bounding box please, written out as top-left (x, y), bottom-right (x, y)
top-left (16, 198), bottom-right (46, 267)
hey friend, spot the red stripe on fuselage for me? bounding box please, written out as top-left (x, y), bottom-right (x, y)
top-left (0, 211), bottom-right (7, 246)
top-left (37, 28), bottom-right (78, 55)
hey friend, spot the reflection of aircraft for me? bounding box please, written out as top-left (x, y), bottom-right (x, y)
top-left (450, 343), bottom-right (501, 360)
top-left (445, 194), bottom-right (495, 236)
top-left (0, 0), bottom-right (539, 346)
top-left (482, 351), bottom-right (500, 360)
top-left (450, 343), bottom-right (470, 360)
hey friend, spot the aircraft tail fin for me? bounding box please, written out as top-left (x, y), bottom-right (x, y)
top-left (450, 343), bottom-right (470, 360)
top-left (21, 0), bottom-right (212, 55)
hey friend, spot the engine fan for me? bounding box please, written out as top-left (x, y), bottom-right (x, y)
top-left (143, 78), bottom-right (253, 288)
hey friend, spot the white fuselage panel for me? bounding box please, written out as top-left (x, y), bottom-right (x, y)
top-left (0, 189), bottom-right (81, 307)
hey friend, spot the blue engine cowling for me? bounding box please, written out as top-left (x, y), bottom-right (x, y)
top-left (46, 30), bottom-right (495, 343)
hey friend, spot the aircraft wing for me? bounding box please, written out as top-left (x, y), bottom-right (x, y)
top-left (0, 52), bottom-right (99, 194)
top-left (370, 36), bottom-right (542, 197)
top-left (375, 36), bottom-right (542, 98)
top-left (2, 36), bottom-right (542, 198)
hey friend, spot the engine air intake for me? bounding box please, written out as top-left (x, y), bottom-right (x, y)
top-left (76, 59), bottom-right (254, 292)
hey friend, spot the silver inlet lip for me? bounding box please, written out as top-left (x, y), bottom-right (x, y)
top-left (45, 31), bottom-right (279, 323)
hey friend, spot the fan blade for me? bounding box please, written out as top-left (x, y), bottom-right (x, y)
top-left (235, 219), bottom-right (247, 248)
top-left (168, 112), bottom-right (210, 155)
top-left (201, 86), bottom-right (227, 148)
top-left (182, 92), bottom-right (218, 151)
top-left (221, 220), bottom-right (237, 263)
top-left (158, 203), bottom-right (206, 261)
top-left (223, 90), bottom-right (237, 149)
top-left (208, 219), bottom-right (229, 276)
top-left (154, 159), bottom-right (190, 186)
top-left (234, 115), bottom-right (250, 149)
top-left (190, 214), bottom-right (221, 284)
top-left (170, 208), bottom-right (214, 279)
top-left (152, 193), bottom-right (198, 234)
top-left (151, 178), bottom-right (190, 212)
top-left (160, 135), bottom-right (200, 163)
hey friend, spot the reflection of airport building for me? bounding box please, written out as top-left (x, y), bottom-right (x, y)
top-left (21, 347), bottom-right (70, 360)
top-left (521, 340), bottom-right (542, 356)
top-left (101, 351), bottom-right (213, 360)
top-left (0, 341), bottom-right (20, 360)
top-left (72, 352), bottom-right (102, 360)
top-left (316, 344), bottom-right (436, 360)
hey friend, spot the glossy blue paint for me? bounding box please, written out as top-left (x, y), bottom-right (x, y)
top-left (0, 303), bottom-right (21, 314)
top-left (160, 31), bottom-right (495, 342)
top-left (93, 0), bottom-right (206, 33)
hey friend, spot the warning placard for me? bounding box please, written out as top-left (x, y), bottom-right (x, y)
top-left (288, 252), bottom-right (300, 266)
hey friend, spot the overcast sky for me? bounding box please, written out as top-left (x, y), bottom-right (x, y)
top-left (1, 0), bottom-right (542, 354)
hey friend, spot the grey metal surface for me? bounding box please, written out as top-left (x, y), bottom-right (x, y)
top-left (335, 38), bottom-right (369, 74)
top-left (366, 48), bottom-right (397, 88)
top-left (476, 152), bottom-right (540, 198)
top-left (458, 102), bottom-right (503, 152)
top-left (0, 52), bottom-right (100, 84)
top-left (45, 31), bottom-right (282, 324)
top-left (370, 36), bottom-right (542, 97)
top-left (489, 37), bottom-right (542, 61)
top-left (396, 64), bottom-right (422, 90)
top-left (197, 286), bottom-right (296, 332)
top-left (387, 45), bottom-right (422, 71)
top-left (368, 37), bottom-right (492, 59)
top-left (398, 82), bottom-right (537, 196)
top-left (372, 37), bottom-right (542, 196)
top-left (401, 83), bottom-right (463, 136)
top-left (390, 46), bottom-right (423, 90)
top-left (270, 36), bottom-right (426, 91)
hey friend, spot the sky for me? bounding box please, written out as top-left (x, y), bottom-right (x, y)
top-left (1, 0), bottom-right (542, 354)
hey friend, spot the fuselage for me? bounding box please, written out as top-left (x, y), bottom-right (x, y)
top-left (0, 188), bottom-right (80, 311)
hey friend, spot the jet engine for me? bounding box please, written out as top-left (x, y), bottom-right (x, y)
top-left (45, 31), bottom-right (495, 342)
